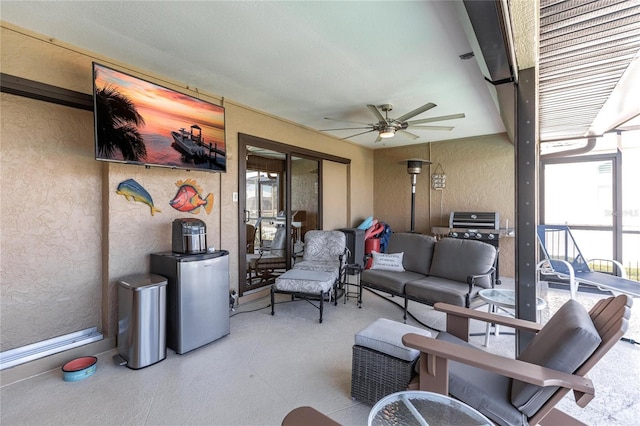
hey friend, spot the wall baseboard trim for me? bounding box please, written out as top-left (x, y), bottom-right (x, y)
top-left (1, 327), bottom-right (104, 371)
top-left (0, 337), bottom-right (115, 387)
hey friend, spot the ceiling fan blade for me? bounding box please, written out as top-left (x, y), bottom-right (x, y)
top-left (409, 125), bottom-right (454, 131)
top-left (324, 117), bottom-right (372, 125)
top-left (407, 113), bottom-right (465, 125)
top-left (374, 135), bottom-right (383, 143)
top-left (367, 104), bottom-right (387, 123)
top-left (395, 102), bottom-right (437, 122)
top-left (397, 130), bottom-right (420, 140)
top-left (342, 129), bottom-right (376, 139)
top-left (320, 126), bottom-right (372, 131)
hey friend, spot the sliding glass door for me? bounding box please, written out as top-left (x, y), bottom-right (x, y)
top-left (238, 135), bottom-right (322, 296)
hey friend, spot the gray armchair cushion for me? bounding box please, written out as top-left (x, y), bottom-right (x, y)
top-left (387, 233), bottom-right (436, 275)
top-left (437, 332), bottom-right (526, 426)
top-left (429, 238), bottom-right (496, 287)
top-left (511, 299), bottom-right (602, 417)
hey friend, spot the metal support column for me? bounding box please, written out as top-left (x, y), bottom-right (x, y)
top-left (515, 67), bottom-right (538, 354)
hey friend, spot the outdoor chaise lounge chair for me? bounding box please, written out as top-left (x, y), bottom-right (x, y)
top-left (403, 294), bottom-right (632, 426)
top-left (271, 230), bottom-right (347, 322)
top-left (536, 225), bottom-right (639, 299)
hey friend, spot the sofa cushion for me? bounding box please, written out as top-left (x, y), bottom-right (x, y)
top-left (405, 276), bottom-right (480, 307)
top-left (370, 251), bottom-right (405, 272)
top-left (361, 269), bottom-right (426, 295)
top-left (437, 332), bottom-right (526, 426)
top-left (511, 299), bottom-right (601, 417)
top-left (386, 233), bottom-right (436, 275)
top-left (429, 238), bottom-right (496, 287)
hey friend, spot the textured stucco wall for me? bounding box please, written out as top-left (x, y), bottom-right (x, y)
top-left (374, 133), bottom-right (515, 277)
top-left (510, 0), bottom-right (538, 70)
top-left (1, 24), bottom-right (374, 349)
top-left (322, 161), bottom-right (349, 231)
top-left (0, 94), bottom-right (102, 351)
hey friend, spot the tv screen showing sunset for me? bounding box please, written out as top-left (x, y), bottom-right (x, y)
top-left (93, 62), bottom-right (226, 172)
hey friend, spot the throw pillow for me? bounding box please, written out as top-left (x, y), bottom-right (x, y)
top-left (370, 251), bottom-right (405, 272)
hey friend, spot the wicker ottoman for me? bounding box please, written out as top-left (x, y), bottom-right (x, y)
top-left (351, 318), bottom-right (432, 405)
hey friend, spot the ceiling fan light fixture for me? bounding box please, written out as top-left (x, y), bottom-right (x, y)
top-left (379, 127), bottom-right (396, 138)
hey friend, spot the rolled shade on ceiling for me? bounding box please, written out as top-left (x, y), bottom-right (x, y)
top-left (538, 0), bottom-right (640, 142)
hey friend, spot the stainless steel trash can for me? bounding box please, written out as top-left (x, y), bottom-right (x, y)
top-left (117, 273), bottom-right (168, 369)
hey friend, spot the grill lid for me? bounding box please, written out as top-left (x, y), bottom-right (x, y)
top-left (449, 212), bottom-right (499, 230)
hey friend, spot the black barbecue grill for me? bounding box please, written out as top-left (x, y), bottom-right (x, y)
top-left (448, 212), bottom-right (501, 284)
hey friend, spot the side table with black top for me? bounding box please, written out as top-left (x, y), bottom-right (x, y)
top-left (343, 264), bottom-right (362, 307)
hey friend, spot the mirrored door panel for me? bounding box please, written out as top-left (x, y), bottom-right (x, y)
top-left (291, 156), bottom-right (319, 249)
top-left (241, 145), bottom-right (287, 294)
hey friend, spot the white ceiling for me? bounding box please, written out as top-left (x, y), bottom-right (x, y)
top-left (0, 1), bottom-right (506, 149)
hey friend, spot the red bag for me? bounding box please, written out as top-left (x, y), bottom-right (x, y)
top-left (364, 238), bottom-right (380, 269)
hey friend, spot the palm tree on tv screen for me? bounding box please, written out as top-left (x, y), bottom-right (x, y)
top-left (95, 84), bottom-right (147, 161)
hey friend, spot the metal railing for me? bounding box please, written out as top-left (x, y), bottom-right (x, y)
top-left (590, 259), bottom-right (639, 282)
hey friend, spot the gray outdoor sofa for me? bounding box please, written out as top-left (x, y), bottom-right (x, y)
top-left (359, 233), bottom-right (497, 319)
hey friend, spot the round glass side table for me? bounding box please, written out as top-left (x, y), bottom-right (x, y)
top-left (368, 391), bottom-right (492, 426)
top-left (478, 288), bottom-right (547, 346)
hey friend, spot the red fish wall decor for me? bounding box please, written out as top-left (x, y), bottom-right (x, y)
top-left (170, 179), bottom-right (214, 214)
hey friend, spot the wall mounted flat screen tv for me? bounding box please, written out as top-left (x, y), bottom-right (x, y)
top-left (93, 62), bottom-right (226, 172)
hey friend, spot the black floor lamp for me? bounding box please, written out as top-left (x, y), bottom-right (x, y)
top-left (402, 158), bottom-right (431, 233)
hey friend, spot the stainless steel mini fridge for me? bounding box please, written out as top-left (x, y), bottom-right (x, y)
top-left (150, 250), bottom-right (230, 354)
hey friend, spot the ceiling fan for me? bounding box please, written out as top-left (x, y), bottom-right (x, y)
top-left (320, 103), bottom-right (465, 143)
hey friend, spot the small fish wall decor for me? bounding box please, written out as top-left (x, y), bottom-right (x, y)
top-left (170, 179), bottom-right (214, 214)
top-left (116, 179), bottom-right (161, 216)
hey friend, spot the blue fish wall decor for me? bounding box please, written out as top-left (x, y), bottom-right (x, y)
top-left (116, 179), bottom-right (161, 216)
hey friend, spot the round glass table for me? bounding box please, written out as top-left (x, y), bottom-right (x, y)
top-left (478, 288), bottom-right (547, 346)
top-left (368, 391), bottom-right (492, 426)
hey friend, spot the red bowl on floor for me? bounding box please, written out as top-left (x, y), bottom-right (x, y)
top-left (62, 356), bottom-right (97, 382)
